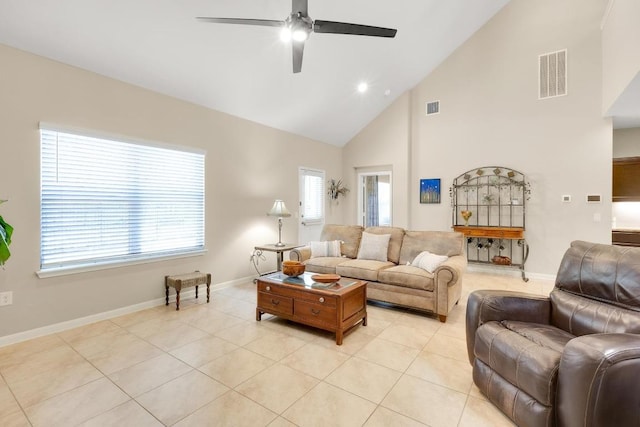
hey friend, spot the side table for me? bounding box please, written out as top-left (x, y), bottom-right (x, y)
top-left (254, 243), bottom-right (302, 271)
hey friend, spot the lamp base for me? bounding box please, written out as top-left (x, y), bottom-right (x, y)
top-left (274, 217), bottom-right (286, 248)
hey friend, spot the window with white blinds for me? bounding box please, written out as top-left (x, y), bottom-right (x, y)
top-left (39, 126), bottom-right (205, 272)
top-left (301, 168), bottom-right (324, 225)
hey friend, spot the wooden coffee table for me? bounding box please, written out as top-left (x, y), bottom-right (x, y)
top-left (256, 272), bottom-right (367, 345)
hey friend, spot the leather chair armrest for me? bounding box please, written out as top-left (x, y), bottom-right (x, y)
top-left (289, 246), bottom-right (311, 262)
top-left (558, 333), bottom-right (640, 427)
top-left (466, 290), bottom-right (551, 364)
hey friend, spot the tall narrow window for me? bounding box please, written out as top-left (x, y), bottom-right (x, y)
top-left (40, 125), bottom-right (205, 273)
top-left (300, 168), bottom-right (325, 225)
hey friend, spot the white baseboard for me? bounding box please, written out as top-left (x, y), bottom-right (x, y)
top-left (0, 275), bottom-right (256, 348)
top-left (466, 264), bottom-right (556, 282)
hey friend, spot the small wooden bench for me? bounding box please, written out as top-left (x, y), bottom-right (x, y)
top-left (165, 271), bottom-right (211, 310)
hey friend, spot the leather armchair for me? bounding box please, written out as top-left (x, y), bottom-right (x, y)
top-left (466, 241), bottom-right (640, 427)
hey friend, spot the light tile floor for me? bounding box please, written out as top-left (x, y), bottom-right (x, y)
top-left (0, 272), bottom-right (554, 426)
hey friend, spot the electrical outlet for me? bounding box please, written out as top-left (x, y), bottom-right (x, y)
top-left (0, 291), bottom-right (12, 306)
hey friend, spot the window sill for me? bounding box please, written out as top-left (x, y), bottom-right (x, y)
top-left (36, 249), bottom-right (207, 278)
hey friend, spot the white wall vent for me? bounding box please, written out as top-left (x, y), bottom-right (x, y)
top-left (539, 49), bottom-right (567, 99)
top-left (426, 100), bottom-right (440, 116)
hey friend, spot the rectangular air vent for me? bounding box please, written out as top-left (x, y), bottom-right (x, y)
top-left (539, 49), bottom-right (567, 99)
top-left (426, 100), bottom-right (440, 116)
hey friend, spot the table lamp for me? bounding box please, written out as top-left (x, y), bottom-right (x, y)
top-left (267, 199), bottom-right (291, 247)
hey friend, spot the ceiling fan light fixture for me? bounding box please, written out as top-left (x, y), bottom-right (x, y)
top-left (280, 28), bottom-right (292, 42)
top-left (292, 29), bottom-right (308, 42)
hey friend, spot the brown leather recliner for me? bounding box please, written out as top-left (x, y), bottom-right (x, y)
top-left (466, 241), bottom-right (640, 427)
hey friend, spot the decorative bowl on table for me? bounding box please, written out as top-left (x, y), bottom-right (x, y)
top-left (311, 274), bottom-right (341, 284)
top-left (282, 260), bottom-right (305, 277)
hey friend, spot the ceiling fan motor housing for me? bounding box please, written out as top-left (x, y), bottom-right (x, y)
top-left (285, 12), bottom-right (313, 40)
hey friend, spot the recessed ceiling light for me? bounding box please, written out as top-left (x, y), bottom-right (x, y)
top-left (357, 82), bottom-right (368, 93)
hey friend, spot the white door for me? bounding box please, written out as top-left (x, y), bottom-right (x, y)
top-left (357, 171), bottom-right (392, 227)
top-left (298, 167), bottom-right (325, 244)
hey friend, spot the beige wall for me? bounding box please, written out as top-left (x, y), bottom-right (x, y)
top-left (342, 92), bottom-right (411, 228)
top-left (613, 128), bottom-right (640, 158)
top-left (0, 44), bottom-right (342, 338)
top-left (343, 0), bottom-right (612, 276)
top-left (602, 0), bottom-right (640, 113)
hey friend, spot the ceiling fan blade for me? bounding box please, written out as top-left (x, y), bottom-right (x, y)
top-left (313, 20), bottom-right (397, 38)
top-left (196, 17), bottom-right (284, 28)
top-left (292, 40), bottom-right (305, 73)
top-left (292, 0), bottom-right (308, 16)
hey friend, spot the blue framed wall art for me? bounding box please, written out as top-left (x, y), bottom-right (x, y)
top-left (420, 178), bottom-right (441, 204)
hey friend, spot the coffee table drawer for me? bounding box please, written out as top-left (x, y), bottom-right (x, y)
top-left (258, 291), bottom-right (293, 316)
top-left (294, 300), bottom-right (337, 328)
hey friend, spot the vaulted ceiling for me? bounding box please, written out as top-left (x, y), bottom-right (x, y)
top-left (0, 0), bottom-right (511, 145)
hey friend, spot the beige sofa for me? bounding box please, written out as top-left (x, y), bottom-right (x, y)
top-left (290, 224), bottom-right (466, 322)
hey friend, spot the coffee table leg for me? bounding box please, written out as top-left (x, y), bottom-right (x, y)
top-left (206, 284), bottom-right (210, 303)
top-left (165, 285), bottom-right (169, 306)
top-left (195, 285), bottom-right (199, 299)
top-left (256, 308), bottom-right (262, 321)
top-left (176, 291), bottom-right (180, 311)
top-left (363, 314), bottom-right (367, 326)
top-left (336, 330), bottom-right (343, 346)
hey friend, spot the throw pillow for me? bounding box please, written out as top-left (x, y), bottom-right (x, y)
top-left (357, 232), bottom-right (391, 262)
top-left (411, 250), bottom-right (448, 273)
top-left (310, 240), bottom-right (341, 258)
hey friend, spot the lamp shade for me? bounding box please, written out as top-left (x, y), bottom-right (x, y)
top-left (267, 200), bottom-right (291, 218)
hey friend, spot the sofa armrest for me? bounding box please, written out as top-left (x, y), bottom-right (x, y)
top-left (289, 246), bottom-right (311, 262)
top-left (433, 255), bottom-right (466, 323)
top-left (558, 333), bottom-right (640, 427)
top-left (434, 254), bottom-right (466, 285)
top-left (466, 290), bottom-right (551, 364)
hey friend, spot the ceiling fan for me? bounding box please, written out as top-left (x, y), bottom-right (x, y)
top-left (197, 0), bottom-right (397, 73)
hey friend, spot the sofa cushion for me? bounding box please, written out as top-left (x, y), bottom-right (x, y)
top-left (336, 259), bottom-right (394, 282)
top-left (310, 240), bottom-right (341, 258)
top-left (411, 251), bottom-right (448, 273)
top-left (357, 232), bottom-right (391, 262)
top-left (399, 231), bottom-right (464, 265)
top-left (364, 226), bottom-right (405, 264)
top-left (378, 265), bottom-right (435, 292)
top-left (474, 320), bottom-right (574, 406)
top-left (303, 256), bottom-right (345, 274)
top-left (320, 224), bottom-right (363, 259)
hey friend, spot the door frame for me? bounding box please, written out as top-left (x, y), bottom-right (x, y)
top-left (357, 170), bottom-right (392, 227)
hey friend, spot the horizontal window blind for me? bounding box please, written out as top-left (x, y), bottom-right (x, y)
top-left (40, 128), bottom-right (205, 270)
top-left (301, 169), bottom-right (324, 224)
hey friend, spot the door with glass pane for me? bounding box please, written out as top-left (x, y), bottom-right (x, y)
top-left (298, 167), bottom-right (325, 244)
top-left (358, 171), bottom-right (392, 227)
